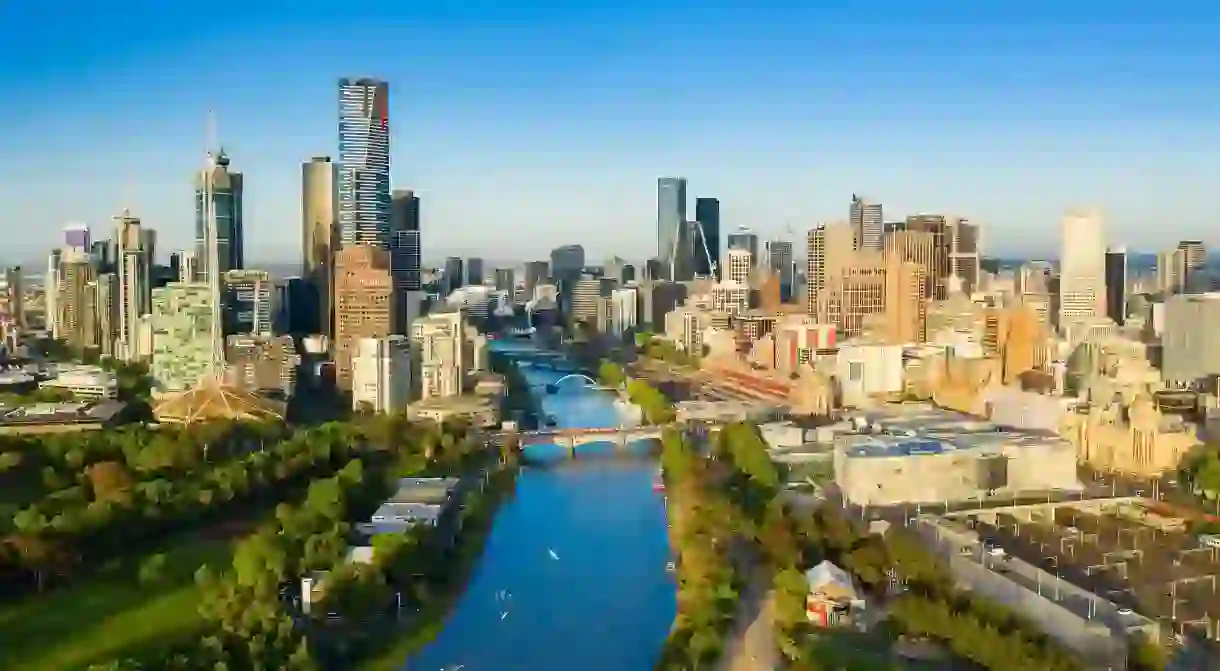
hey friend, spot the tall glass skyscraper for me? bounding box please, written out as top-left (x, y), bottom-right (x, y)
top-left (693, 197), bottom-right (720, 278)
top-left (194, 149), bottom-right (243, 283)
top-left (656, 177), bottom-right (688, 279)
top-left (338, 77), bottom-right (390, 248)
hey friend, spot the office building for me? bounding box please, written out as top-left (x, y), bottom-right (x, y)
top-left (1163, 293), bottom-right (1220, 383)
top-left (1157, 248), bottom-right (1188, 296)
top-left (806, 225), bottom-right (825, 315)
top-left (150, 282), bottom-right (217, 394)
top-left (899, 215), bottom-right (950, 300)
top-left (225, 334), bottom-right (300, 395)
top-left (657, 177), bottom-right (688, 280)
top-left (64, 223), bottom-right (90, 250)
top-left (948, 217), bottom-right (981, 293)
top-left (883, 252), bottom-right (926, 343)
top-left (727, 248), bottom-right (752, 285)
top-left (303, 156), bottom-right (338, 337)
top-left (550, 245), bottom-right (585, 284)
top-left (693, 197), bottom-right (720, 278)
top-left (46, 249), bottom-right (61, 337)
top-left (390, 189), bottom-right (422, 333)
top-left (1058, 209), bottom-right (1106, 326)
top-left (114, 211), bottom-right (152, 362)
top-left (765, 240), bottom-right (794, 301)
top-left (56, 249), bottom-right (95, 352)
top-left (524, 261), bottom-right (549, 297)
top-left (727, 227), bottom-right (759, 262)
top-left (5, 266), bottom-right (23, 330)
top-left (443, 257), bottom-right (464, 295)
top-left (569, 274), bottom-right (611, 326)
top-left (883, 229), bottom-right (935, 300)
top-left (466, 257), bottom-right (485, 286)
top-left (711, 281), bottom-right (749, 315)
top-left (1105, 246), bottom-right (1127, 325)
top-left (1178, 240), bottom-right (1207, 291)
top-left (494, 268), bottom-right (515, 293)
top-left (835, 255), bottom-right (886, 339)
top-left (195, 147), bottom-right (244, 283)
top-left (352, 335), bottom-right (413, 414)
top-left (334, 246), bottom-right (394, 391)
top-left (94, 273), bottom-right (118, 358)
top-left (338, 78), bottom-right (391, 248)
top-left (850, 195), bottom-right (883, 252)
top-left (223, 269), bottom-right (273, 337)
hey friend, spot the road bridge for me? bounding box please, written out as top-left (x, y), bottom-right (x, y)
top-left (498, 422), bottom-right (718, 459)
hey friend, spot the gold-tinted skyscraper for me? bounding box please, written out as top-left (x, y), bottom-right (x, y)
top-left (303, 156), bottom-right (338, 338)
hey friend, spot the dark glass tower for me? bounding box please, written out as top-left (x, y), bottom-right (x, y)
top-left (338, 77), bottom-right (390, 248)
top-left (194, 149), bottom-right (244, 283)
top-left (693, 197), bottom-right (720, 278)
top-left (1105, 246), bottom-right (1126, 325)
top-left (656, 177), bottom-right (687, 279)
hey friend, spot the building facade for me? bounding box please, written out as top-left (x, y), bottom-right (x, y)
top-left (657, 177), bottom-right (688, 280)
top-left (334, 246), bottom-right (394, 391)
top-left (151, 282), bottom-right (216, 394)
top-left (352, 335), bottom-right (412, 413)
top-left (302, 156), bottom-right (338, 337)
top-left (338, 78), bottom-right (391, 248)
top-left (195, 149), bottom-right (244, 284)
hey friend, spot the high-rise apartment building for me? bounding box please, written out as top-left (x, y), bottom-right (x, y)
top-left (95, 273), bottom-right (118, 358)
top-left (656, 177), bottom-right (688, 280)
top-left (333, 246), bottom-right (394, 391)
top-left (195, 148), bottom-right (244, 283)
top-left (351, 335), bottom-right (412, 414)
top-left (850, 195), bottom-right (883, 252)
top-left (303, 156), bottom-right (338, 338)
top-left (693, 197), bottom-right (721, 278)
top-left (1105, 246), bottom-right (1127, 325)
top-left (150, 282), bottom-right (216, 394)
top-left (223, 269), bottom-right (273, 337)
top-left (727, 248), bottom-right (752, 285)
top-left (765, 240), bottom-right (794, 301)
top-left (114, 211), bottom-right (152, 362)
top-left (806, 225), bottom-right (825, 316)
top-left (1058, 209), bottom-right (1106, 327)
top-left (46, 249), bottom-right (61, 337)
top-left (413, 311), bottom-right (465, 400)
top-left (836, 256), bottom-right (886, 339)
top-left (1157, 248), bottom-right (1188, 296)
top-left (900, 215), bottom-right (950, 299)
top-left (808, 222), bottom-right (855, 321)
top-left (5, 267), bottom-right (24, 330)
top-left (338, 78), bottom-right (391, 248)
top-left (884, 252), bottom-right (927, 343)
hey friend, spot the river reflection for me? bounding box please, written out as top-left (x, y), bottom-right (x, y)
top-left (401, 344), bottom-right (674, 670)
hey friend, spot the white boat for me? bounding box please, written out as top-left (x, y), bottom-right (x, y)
top-left (666, 561), bottom-right (676, 573)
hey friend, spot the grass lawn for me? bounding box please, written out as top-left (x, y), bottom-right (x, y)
top-left (0, 533), bottom-right (236, 671)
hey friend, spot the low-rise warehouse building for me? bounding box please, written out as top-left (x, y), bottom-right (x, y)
top-left (834, 405), bottom-right (1078, 506)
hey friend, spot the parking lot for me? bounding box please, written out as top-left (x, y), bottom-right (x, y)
top-left (957, 499), bottom-right (1220, 639)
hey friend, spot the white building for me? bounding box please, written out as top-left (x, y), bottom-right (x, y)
top-left (40, 365), bottom-right (118, 399)
top-left (608, 287), bottom-right (638, 338)
top-left (1058, 209), bottom-right (1106, 329)
top-left (834, 343), bottom-right (903, 406)
top-left (727, 248), bottom-right (752, 285)
top-left (1163, 292), bottom-right (1220, 382)
top-left (413, 312), bottom-right (464, 400)
top-left (711, 280), bottom-right (749, 315)
top-left (351, 335), bottom-right (413, 414)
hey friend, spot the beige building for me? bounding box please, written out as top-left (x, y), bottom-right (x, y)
top-left (883, 253), bottom-right (926, 344)
top-left (334, 245), bottom-right (394, 391)
top-left (884, 229), bottom-right (935, 300)
top-left (225, 335), bottom-right (300, 395)
top-left (1064, 393), bottom-right (1198, 477)
top-left (303, 156), bottom-right (338, 339)
top-left (413, 311), bottom-right (464, 400)
top-left (56, 248), bottom-right (95, 352)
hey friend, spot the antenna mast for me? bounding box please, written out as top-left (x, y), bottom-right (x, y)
top-left (202, 108), bottom-right (225, 379)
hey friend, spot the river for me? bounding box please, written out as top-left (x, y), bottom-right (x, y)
top-left (402, 341), bottom-right (676, 670)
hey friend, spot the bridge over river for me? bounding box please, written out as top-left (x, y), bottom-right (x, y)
top-left (397, 341), bottom-right (676, 670)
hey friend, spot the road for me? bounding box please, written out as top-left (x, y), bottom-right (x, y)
top-left (717, 570), bottom-right (780, 671)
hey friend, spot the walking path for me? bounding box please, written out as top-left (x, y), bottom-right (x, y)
top-left (718, 570), bottom-right (780, 671)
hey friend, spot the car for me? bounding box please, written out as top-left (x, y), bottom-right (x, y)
top-left (987, 547), bottom-right (1006, 557)
top-left (1118, 608), bottom-right (1133, 616)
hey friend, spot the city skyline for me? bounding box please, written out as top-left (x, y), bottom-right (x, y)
top-left (2, 3), bottom-right (1219, 261)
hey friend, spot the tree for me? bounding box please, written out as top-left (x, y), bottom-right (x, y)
top-left (138, 552), bottom-right (168, 586)
top-left (86, 461), bottom-right (135, 502)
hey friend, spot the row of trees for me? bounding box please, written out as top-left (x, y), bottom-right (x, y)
top-left (627, 379), bottom-right (676, 424)
top-left (654, 428), bottom-right (742, 669)
top-left (91, 418), bottom-right (505, 670)
top-left (597, 360), bottom-right (627, 389)
top-left (767, 504), bottom-right (1085, 671)
top-left (634, 333), bottom-right (702, 369)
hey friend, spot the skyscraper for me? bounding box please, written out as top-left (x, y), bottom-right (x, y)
top-left (550, 245), bottom-right (585, 284)
top-left (765, 239), bottom-right (794, 301)
top-left (338, 77), bottom-right (391, 248)
top-left (693, 197), bottom-right (720, 278)
top-left (334, 246), bottom-right (394, 391)
top-left (466, 258), bottom-right (485, 286)
top-left (303, 156), bottom-right (338, 336)
top-left (1058, 208), bottom-right (1106, 327)
top-left (656, 177), bottom-right (688, 279)
top-left (850, 194), bottom-right (883, 252)
top-left (195, 148), bottom-right (244, 283)
top-left (444, 257), bottom-right (464, 294)
top-left (390, 189), bottom-right (421, 290)
top-left (114, 211), bottom-right (152, 362)
top-left (1105, 246), bottom-right (1127, 325)
top-left (727, 227), bottom-right (759, 262)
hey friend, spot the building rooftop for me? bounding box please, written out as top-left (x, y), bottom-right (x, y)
top-left (371, 502), bottom-right (443, 525)
top-left (0, 399), bottom-right (124, 425)
top-left (153, 377), bottom-right (285, 425)
top-left (840, 403), bottom-right (1071, 458)
top-left (389, 477), bottom-right (459, 505)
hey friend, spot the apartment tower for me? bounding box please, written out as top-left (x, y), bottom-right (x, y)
top-left (114, 211), bottom-right (152, 362)
top-left (1058, 209), bottom-right (1106, 327)
top-left (850, 195), bottom-right (883, 252)
top-left (338, 78), bottom-right (391, 248)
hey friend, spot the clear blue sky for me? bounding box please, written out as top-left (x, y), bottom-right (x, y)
top-left (1, 1), bottom-right (1217, 264)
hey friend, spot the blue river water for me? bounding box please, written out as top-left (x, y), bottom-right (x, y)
top-left (403, 341), bottom-right (676, 670)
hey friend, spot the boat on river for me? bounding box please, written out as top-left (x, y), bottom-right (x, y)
top-left (652, 468), bottom-right (665, 492)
